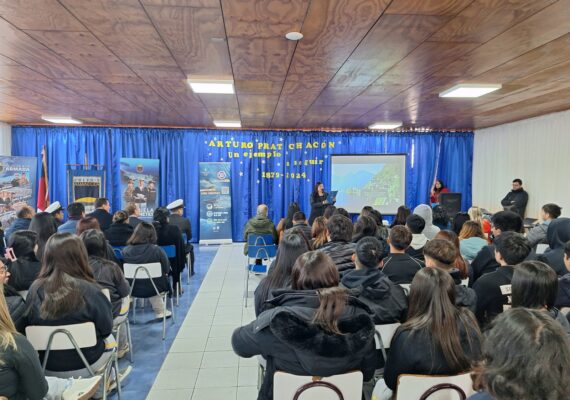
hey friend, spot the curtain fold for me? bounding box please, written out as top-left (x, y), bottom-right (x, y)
top-left (12, 126), bottom-right (473, 241)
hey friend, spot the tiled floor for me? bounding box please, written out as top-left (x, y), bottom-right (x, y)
top-left (145, 244), bottom-right (259, 400)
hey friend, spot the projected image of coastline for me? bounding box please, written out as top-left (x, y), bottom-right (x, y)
top-left (332, 162), bottom-right (403, 213)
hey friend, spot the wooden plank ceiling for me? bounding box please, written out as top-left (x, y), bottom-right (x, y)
top-left (0, 0), bottom-right (569, 130)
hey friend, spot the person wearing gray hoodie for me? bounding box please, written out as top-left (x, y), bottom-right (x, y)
top-left (413, 204), bottom-right (440, 240)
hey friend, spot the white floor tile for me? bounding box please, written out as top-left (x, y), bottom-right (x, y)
top-left (195, 367), bottom-right (238, 388)
top-left (209, 324), bottom-right (237, 338)
top-left (205, 336), bottom-right (234, 351)
top-left (191, 387), bottom-right (237, 400)
top-left (201, 350), bottom-right (240, 368)
top-left (239, 356), bottom-right (260, 368)
top-left (146, 389), bottom-right (193, 400)
top-left (153, 369), bottom-right (199, 390)
top-left (238, 366), bottom-right (259, 387)
top-left (170, 337), bottom-right (208, 353)
top-left (237, 386), bottom-right (259, 400)
top-left (162, 352), bottom-right (203, 370)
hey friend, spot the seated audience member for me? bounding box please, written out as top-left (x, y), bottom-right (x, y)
top-left (104, 210), bottom-right (134, 247)
top-left (435, 230), bottom-right (469, 279)
top-left (254, 232), bottom-right (310, 316)
top-left (323, 205), bottom-right (337, 220)
top-left (232, 251), bottom-right (376, 400)
top-left (459, 221), bottom-right (488, 262)
top-left (334, 207), bottom-right (350, 219)
top-left (28, 212), bottom-right (58, 261)
top-left (153, 207), bottom-right (185, 291)
top-left (285, 211), bottom-right (312, 242)
top-left (382, 226), bottom-right (424, 284)
top-left (540, 217), bottom-right (570, 276)
top-left (468, 206), bottom-right (491, 238)
top-left (473, 232), bottom-right (531, 327)
top-left (554, 240), bottom-right (570, 308)
top-left (125, 202), bottom-right (144, 228)
top-left (1, 260), bottom-right (26, 332)
top-left (76, 217), bottom-right (119, 265)
top-left (310, 216), bottom-right (328, 250)
top-left (469, 308), bottom-right (570, 400)
top-left (423, 239), bottom-right (477, 313)
top-left (406, 214), bottom-right (428, 261)
top-left (452, 212), bottom-right (470, 235)
top-left (413, 204), bottom-right (440, 240)
top-left (243, 204), bottom-right (278, 255)
top-left (471, 211), bottom-right (523, 284)
top-left (341, 237), bottom-right (407, 324)
top-left (390, 205), bottom-right (410, 228)
top-left (122, 222), bottom-right (172, 319)
top-left (5, 231), bottom-right (41, 291)
top-left (320, 214), bottom-right (356, 271)
top-left (374, 268), bottom-right (482, 400)
top-left (45, 200), bottom-right (64, 227)
top-left (500, 178), bottom-right (528, 218)
top-left (26, 233), bottom-right (115, 375)
top-left (87, 198), bottom-right (113, 231)
top-left (352, 215), bottom-right (378, 243)
top-left (527, 203), bottom-right (562, 248)
top-left (0, 289), bottom-right (102, 400)
top-left (58, 202), bottom-right (85, 234)
top-left (275, 202), bottom-right (299, 239)
top-left (4, 206), bottom-right (34, 241)
top-left (167, 199), bottom-right (195, 275)
top-left (432, 205), bottom-right (450, 230)
top-left (511, 260), bottom-right (570, 332)
top-left (363, 208), bottom-right (389, 240)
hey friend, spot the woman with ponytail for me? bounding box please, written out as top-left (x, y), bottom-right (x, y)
top-left (152, 207), bottom-right (185, 292)
top-left (232, 251), bottom-right (376, 400)
top-left (374, 267), bottom-right (482, 400)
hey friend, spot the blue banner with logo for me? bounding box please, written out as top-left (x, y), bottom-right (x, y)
top-left (199, 162), bottom-right (233, 244)
top-left (0, 156), bottom-right (37, 230)
top-left (67, 169), bottom-right (105, 214)
top-left (119, 158), bottom-right (160, 218)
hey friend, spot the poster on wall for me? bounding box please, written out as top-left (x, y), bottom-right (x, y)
top-left (119, 158), bottom-right (160, 218)
top-left (199, 162), bottom-right (233, 244)
top-left (67, 169), bottom-right (105, 214)
top-left (0, 156), bottom-right (37, 229)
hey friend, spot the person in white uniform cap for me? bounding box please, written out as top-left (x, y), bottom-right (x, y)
top-left (166, 199), bottom-right (194, 276)
top-left (45, 201), bottom-right (64, 226)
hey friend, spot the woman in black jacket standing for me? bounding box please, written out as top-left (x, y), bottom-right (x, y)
top-left (153, 207), bottom-right (185, 293)
top-left (104, 210), bottom-right (134, 247)
top-left (308, 181), bottom-right (335, 225)
top-left (232, 251), bottom-right (376, 400)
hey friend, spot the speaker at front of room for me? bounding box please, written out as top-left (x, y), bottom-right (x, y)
top-left (439, 192), bottom-right (462, 218)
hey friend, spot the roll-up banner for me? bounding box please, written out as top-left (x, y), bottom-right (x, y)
top-left (119, 158), bottom-right (160, 218)
top-left (0, 156), bottom-right (37, 229)
top-left (199, 162), bottom-right (232, 244)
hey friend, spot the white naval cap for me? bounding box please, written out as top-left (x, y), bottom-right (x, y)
top-left (166, 199), bottom-right (184, 210)
top-left (45, 201), bottom-right (62, 213)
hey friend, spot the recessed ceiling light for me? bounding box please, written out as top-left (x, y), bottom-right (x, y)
top-left (368, 121), bottom-right (402, 130)
top-left (41, 115), bottom-right (82, 124)
top-left (285, 32), bottom-right (303, 41)
top-left (439, 83), bottom-right (502, 98)
top-left (214, 120), bottom-right (241, 128)
top-left (187, 79), bottom-right (234, 94)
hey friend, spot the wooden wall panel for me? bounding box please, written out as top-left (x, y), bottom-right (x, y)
top-left (385, 0), bottom-right (473, 16)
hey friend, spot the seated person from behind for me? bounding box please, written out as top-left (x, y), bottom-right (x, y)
top-left (243, 204), bottom-right (278, 255)
top-left (540, 217), bottom-right (570, 276)
top-left (57, 202), bottom-right (85, 234)
top-left (1, 259), bottom-right (26, 332)
top-left (413, 204), bottom-right (440, 240)
top-left (527, 203), bottom-right (562, 249)
top-left (153, 207), bottom-right (186, 291)
top-left (45, 200), bottom-right (64, 227)
top-left (310, 216), bottom-right (328, 250)
top-left (340, 237), bottom-right (407, 324)
top-left (284, 211), bottom-right (312, 243)
top-left (87, 198), bottom-right (113, 231)
top-left (167, 199), bottom-right (195, 275)
top-left (232, 251), bottom-right (376, 400)
top-left (500, 178), bottom-right (528, 218)
top-left (511, 260), bottom-right (570, 332)
top-left (459, 221), bottom-right (488, 263)
top-left (468, 308), bottom-right (570, 400)
top-left (423, 239), bottom-right (477, 313)
top-left (276, 202), bottom-right (299, 240)
top-left (4, 206), bottom-right (33, 242)
top-left (125, 202), bottom-right (144, 228)
top-left (555, 240), bottom-right (570, 309)
top-left (374, 268), bottom-right (482, 400)
top-left (320, 214), bottom-right (357, 271)
top-left (473, 232), bottom-right (531, 327)
top-left (5, 230), bottom-right (41, 291)
top-left (382, 225), bottom-right (424, 284)
top-left (104, 210), bottom-right (134, 247)
top-left (405, 214), bottom-right (428, 261)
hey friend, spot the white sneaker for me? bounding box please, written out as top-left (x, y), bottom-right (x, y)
top-left (154, 309), bottom-right (172, 319)
top-left (62, 376), bottom-right (102, 400)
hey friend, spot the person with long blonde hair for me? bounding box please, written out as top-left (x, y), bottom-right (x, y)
top-left (468, 206), bottom-right (491, 238)
top-left (0, 286), bottom-right (101, 400)
top-left (310, 216), bottom-right (328, 249)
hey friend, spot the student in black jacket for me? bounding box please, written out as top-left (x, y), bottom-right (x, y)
top-left (473, 232), bottom-right (531, 327)
top-left (232, 251), bottom-right (376, 400)
top-left (423, 239), bottom-right (477, 313)
top-left (540, 217), bottom-right (570, 276)
top-left (5, 230), bottom-right (41, 291)
top-left (374, 268), bottom-right (482, 400)
top-left (104, 210), bottom-right (134, 247)
top-left (167, 199), bottom-right (195, 276)
top-left (1, 262), bottom-right (26, 333)
top-left (341, 236), bottom-right (407, 324)
top-left (381, 226), bottom-right (424, 284)
top-left (555, 240), bottom-right (570, 308)
top-left (153, 207), bottom-right (186, 291)
top-left (406, 214), bottom-right (428, 261)
top-left (320, 214), bottom-right (356, 271)
top-left (87, 198), bottom-right (113, 231)
top-left (470, 211), bottom-right (523, 285)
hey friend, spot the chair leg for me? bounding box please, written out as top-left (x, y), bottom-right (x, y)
top-left (186, 253), bottom-right (191, 285)
top-left (126, 319), bottom-right (133, 363)
top-left (175, 283), bottom-right (179, 307)
top-left (244, 265), bottom-right (249, 308)
top-left (114, 354), bottom-right (122, 400)
top-left (170, 296), bottom-right (176, 324)
top-left (102, 368), bottom-right (108, 400)
top-left (162, 294), bottom-right (167, 340)
top-left (132, 298), bottom-right (136, 324)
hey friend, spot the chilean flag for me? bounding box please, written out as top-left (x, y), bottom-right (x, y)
top-left (37, 145), bottom-right (49, 211)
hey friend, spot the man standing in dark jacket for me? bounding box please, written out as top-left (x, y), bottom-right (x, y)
top-left (244, 204), bottom-right (278, 255)
top-left (341, 237), bottom-right (407, 324)
top-left (501, 178), bottom-right (529, 218)
top-left (4, 205), bottom-right (33, 242)
top-left (382, 226), bottom-right (424, 284)
top-left (470, 211), bottom-right (523, 285)
top-left (88, 198), bottom-right (113, 231)
top-left (167, 199), bottom-right (195, 275)
top-left (320, 214), bottom-right (357, 271)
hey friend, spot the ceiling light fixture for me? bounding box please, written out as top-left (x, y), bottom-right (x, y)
top-left (368, 121), bottom-right (402, 130)
top-left (41, 115), bottom-right (82, 124)
top-left (187, 79), bottom-right (234, 94)
top-left (214, 120), bottom-right (241, 128)
top-left (439, 83), bottom-right (502, 98)
top-left (285, 32), bottom-right (303, 41)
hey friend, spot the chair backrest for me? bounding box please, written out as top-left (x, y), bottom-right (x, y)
top-left (101, 288), bottom-right (111, 302)
top-left (26, 322), bottom-right (97, 351)
top-left (248, 244), bottom-right (277, 259)
top-left (274, 371), bottom-right (363, 400)
top-left (123, 262), bottom-right (163, 279)
top-left (112, 246), bottom-right (125, 260)
top-left (374, 323), bottom-right (401, 349)
top-left (161, 245), bottom-right (176, 258)
top-left (248, 233), bottom-right (274, 246)
top-left (17, 290), bottom-right (28, 299)
top-left (396, 372), bottom-right (474, 400)
top-left (399, 284), bottom-right (411, 294)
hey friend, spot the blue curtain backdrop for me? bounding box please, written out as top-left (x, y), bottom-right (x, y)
top-left (11, 126), bottom-right (473, 242)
